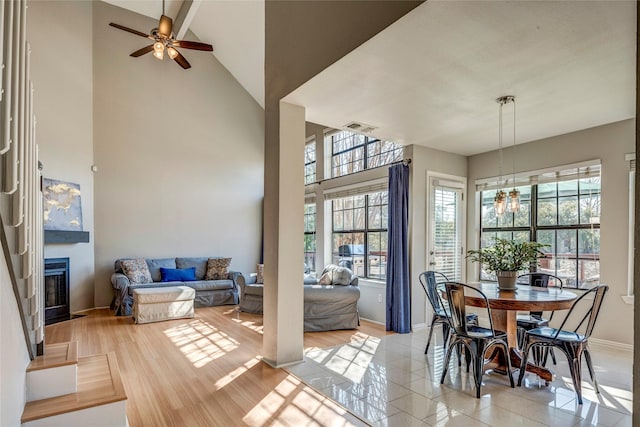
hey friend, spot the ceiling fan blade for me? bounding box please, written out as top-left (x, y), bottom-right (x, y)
top-left (173, 50), bottom-right (191, 69)
top-left (158, 15), bottom-right (173, 37)
top-left (130, 45), bottom-right (154, 57)
top-left (173, 40), bottom-right (213, 52)
top-left (109, 22), bottom-right (149, 38)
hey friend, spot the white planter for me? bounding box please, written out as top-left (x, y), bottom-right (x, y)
top-left (496, 271), bottom-right (518, 290)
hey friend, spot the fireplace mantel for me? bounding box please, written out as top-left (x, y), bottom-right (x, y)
top-left (44, 230), bottom-right (90, 244)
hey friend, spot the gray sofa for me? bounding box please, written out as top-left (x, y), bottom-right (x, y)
top-left (238, 268), bottom-right (360, 332)
top-left (111, 257), bottom-right (240, 316)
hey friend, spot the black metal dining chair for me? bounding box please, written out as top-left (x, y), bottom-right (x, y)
top-left (418, 271), bottom-right (477, 355)
top-left (440, 282), bottom-right (514, 398)
top-left (516, 272), bottom-right (564, 365)
top-left (517, 284), bottom-right (609, 405)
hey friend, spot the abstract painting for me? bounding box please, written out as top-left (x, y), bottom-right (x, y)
top-left (43, 178), bottom-right (83, 231)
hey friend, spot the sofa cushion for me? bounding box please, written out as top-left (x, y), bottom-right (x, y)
top-left (304, 284), bottom-right (360, 304)
top-left (318, 265), bottom-right (354, 286)
top-left (205, 258), bottom-right (231, 280)
top-left (160, 267), bottom-right (196, 282)
top-left (128, 281), bottom-right (185, 295)
top-left (132, 286), bottom-right (196, 304)
top-left (244, 284), bottom-right (264, 296)
top-left (256, 264), bottom-right (264, 284)
top-left (146, 258), bottom-right (177, 282)
top-left (187, 280), bottom-right (235, 291)
top-left (175, 257), bottom-right (208, 280)
top-left (121, 258), bottom-right (153, 284)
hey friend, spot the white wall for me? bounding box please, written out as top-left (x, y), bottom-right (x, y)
top-left (0, 250), bottom-right (31, 426)
top-left (28, 0), bottom-right (95, 312)
top-left (92, 2), bottom-right (265, 307)
top-left (467, 119), bottom-right (635, 345)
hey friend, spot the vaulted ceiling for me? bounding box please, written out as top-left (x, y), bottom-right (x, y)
top-left (102, 1), bottom-right (635, 155)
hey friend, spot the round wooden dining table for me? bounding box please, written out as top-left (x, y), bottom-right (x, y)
top-left (465, 282), bottom-right (577, 382)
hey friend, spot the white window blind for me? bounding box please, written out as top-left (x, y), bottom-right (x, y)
top-left (432, 185), bottom-right (462, 281)
top-left (323, 178), bottom-right (387, 200)
top-left (475, 159), bottom-right (601, 192)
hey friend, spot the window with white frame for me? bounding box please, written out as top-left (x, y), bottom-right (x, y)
top-left (304, 139), bottom-right (316, 185)
top-left (327, 130), bottom-right (403, 178)
top-left (478, 163), bottom-right (601, 289)
top-left (330, 191), bottom-right (388, 280)
top-left (304, 202), bottom-right (316, 274)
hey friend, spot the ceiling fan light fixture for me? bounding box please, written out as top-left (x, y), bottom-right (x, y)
top-left (167, 46), bottom-right (179, 60)
top-left (153, 41), bottom-right (165, 60)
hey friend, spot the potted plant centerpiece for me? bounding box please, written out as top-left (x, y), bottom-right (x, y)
top-left (467, 238), bottom-right (547, 290)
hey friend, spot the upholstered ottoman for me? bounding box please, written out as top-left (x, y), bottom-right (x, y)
top-left (132, 286), bottom-right (195, 324)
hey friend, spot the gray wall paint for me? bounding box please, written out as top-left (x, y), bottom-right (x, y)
top-left (409, 145), bottom-right (467, 327)
top-left (28, 0), bottom-right (96, 312)
top-left (468, 119), bottom-right (634, 345)
top-left (92, 1), bottom-right (264, 307)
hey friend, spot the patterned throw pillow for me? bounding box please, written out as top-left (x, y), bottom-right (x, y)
top-left (256, 264), bottom-right (264, 284)
top-left (205, 258), bottom-right (231, 280)
top-left (121, 258), bottom-right (152, 284)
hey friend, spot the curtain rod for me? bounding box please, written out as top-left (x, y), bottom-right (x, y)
top-left (310, 158), bottom-right (412, 187)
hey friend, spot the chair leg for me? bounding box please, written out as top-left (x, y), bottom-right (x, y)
top-left (584, 348), bottom-right (599, 394)
top-left (517, 327), bottom-right (524, 349)
top-left (503, 342), bottom-right (515, 388)
top-left (565, 344), bottom-right (584, 405)
top-left (456, 342), bottom-right (462, 367)
top-left (425, 316), bottom-right (438, 354)
top-left (442, 322), bottom-right (450, 350)
top-left (440, 339), bottom-right (457, 384)
top-left (464, 346), bottom-right (471, 373)
top-left (472, 341), bottom-right (484, 398)
top-left (517, 337), bottom-right (532, 387)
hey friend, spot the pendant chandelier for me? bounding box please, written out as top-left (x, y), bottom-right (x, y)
top-left (494, 95), bottom-right (520, 217)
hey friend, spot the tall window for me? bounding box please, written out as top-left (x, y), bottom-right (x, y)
top-left (331, 191), bottom-right (388, 280)
top-left (328, 130), bottom-right (403, 178)
top-left (304, 140), bottom-right (316, 185)
top-left (304, 203), bottom-right (316, 274)
top-left (479, 165), bottom-right (601, 289)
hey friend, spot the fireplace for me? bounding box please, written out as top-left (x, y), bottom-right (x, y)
top-left (44, 258), bottom-right (70, 325)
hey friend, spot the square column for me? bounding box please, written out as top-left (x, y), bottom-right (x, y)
top-left (263, 101), bottom-right (305, 367)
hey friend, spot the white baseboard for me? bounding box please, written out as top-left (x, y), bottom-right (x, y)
top-left (589, 337), bottom-right (633, 353)
top-left (412, 323), bottom-right (428, 330)
top-left (71, 306), bottom-right (109, 315)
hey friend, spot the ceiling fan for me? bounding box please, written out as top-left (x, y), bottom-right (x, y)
top-left (109, 0), bottom-right (213, 70)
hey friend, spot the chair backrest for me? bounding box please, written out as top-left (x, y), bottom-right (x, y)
top-left (555, 284), bottom-right (609, 340)
top-left (517, 272), bottom-right (564, 289)
top-left (419, 271), bottom-right (449, 313)
top-left (444, 282), bottom-right (497, 337)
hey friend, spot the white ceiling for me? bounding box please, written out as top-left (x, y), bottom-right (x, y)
top-left (100, 1), bottom-right (635, 155)
top-left (102, 0), bottom-right (265, 108)
top-left (284, 1), bottom-right (637, 156)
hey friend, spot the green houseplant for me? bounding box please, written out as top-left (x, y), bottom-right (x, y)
top-left (467, 238), bottom-right (547, 290)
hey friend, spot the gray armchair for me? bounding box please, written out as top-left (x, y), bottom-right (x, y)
top-left (237, 274), bottom-right (264, 314)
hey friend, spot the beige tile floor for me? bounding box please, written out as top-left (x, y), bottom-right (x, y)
top-left (286, 327), bottom-right (632, 426)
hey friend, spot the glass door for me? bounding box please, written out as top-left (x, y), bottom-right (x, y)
top-left (428, 177), bottom-right (465, 282)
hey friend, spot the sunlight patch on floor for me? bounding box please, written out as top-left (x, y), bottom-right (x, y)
top-left (307, 336), bottom-right (381, 384)
top-left (214, 357), bottom-right (262, 390)
top-left (231, 317), bottom-right (264, 334)
top-left (164, 319), bottom-right (239, 368)
top-left (242, 375), bottom-right (359, 427)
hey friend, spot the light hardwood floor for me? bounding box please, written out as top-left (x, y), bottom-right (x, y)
top-left (45, 307), bottom-right (392, 426)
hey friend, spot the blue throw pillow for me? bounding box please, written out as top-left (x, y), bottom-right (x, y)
top-left (160, 267), bottom-right (197, 282)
